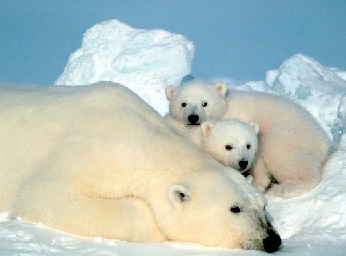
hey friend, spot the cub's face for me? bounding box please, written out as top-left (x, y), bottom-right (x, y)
top-left (166, 170), bottom-right (281, 252)
top-left (200, 119), bottom-right (259, 173)
top-left (165, 82), bottom-right (227, 126)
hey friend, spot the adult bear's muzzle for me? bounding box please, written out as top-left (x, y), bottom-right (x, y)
top-left (263, 225), bottom-right (281, 253)
top-left (242, 215), bottom-right (281, 253)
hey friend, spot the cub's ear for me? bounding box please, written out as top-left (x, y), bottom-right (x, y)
top-left (201, 121), bottom-right (214, 136)
top-left (249, 121), bottom-right (259, 134)
top-left (215, 82), bottom-right (227, 97)
top-left (165, 86), bottom-right (176, 100)
top-left (168, 184), bottom-right (191, 208)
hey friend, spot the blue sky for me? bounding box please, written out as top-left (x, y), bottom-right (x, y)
top-left (0, 0), bottom-right (345, 85)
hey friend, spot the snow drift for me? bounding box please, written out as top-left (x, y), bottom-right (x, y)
top-left (55, 19), bottom-right (194, 115)
top-left (1, 19), bottom-right (346, 255)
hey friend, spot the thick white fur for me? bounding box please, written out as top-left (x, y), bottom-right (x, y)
top-left (224, 90), bottom-right (332, 198)
top-left (165, 81), bottom-right (332, 198)
top-left (0, 82), bottom-right (280, 251)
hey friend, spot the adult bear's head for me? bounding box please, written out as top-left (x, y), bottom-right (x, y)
top-left (156, 169), bottom-right (281, 252)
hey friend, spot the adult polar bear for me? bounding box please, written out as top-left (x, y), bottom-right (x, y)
top-left (165, 81), bottom-right (331, 198)
top-left (0, 82), bottom-right (281, 252)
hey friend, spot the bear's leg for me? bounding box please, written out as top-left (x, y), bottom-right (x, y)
top-left (262, 142), bottom-right (322, 198)
top-left (268, 177), bottom-right (321, 198)
top-left (64, 197), bottom-right (166, 242)
top-left (85, 197), bottom-right (166, 242)
top-left (251, 155), bottom-right (271, 193)
top-left (14, 195), bottom-right (166, 242)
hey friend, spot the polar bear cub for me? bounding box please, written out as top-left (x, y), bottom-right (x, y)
top-left (165, 81), bottom-right (227, 125)
top-left (164, 81), bottom-right (227, 145)
top-left (199, 119), bottom-right (259, 175)
top-left (165, 80), bottom-right (332, 198)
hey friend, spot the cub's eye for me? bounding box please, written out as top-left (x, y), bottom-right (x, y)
top-left (247, 144), bottom-right (251, 149)
top-left (230, 206), bottom-right (241, 213)
top-left (181, 103), bottom-right (187, 107)
top-left (225, 145), bottom-right (233, 151)
top-left (202, 102), bottom-right (208, 107)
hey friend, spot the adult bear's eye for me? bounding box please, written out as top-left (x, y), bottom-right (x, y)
top-left (181, 102), bottom-right (187, 107)
top-left (247, 144), bottom-right (251, 149)
top-left (202, 101), bottom-right (208, 107)
top-left (225, 145), bottom-right (233, 150)
top-left (230, 206), bottom-right (241, 213)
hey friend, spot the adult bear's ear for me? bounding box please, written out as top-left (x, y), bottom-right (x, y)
top-left (215, 82), bottom-right (227, 97)
top-left (249, 121), bottom-right (259, 134)
top-left (201, 121), bottom-right (214, 136)
top-left (165, 86), bottom-right (176, 100)
top-left (168, 184), bottom-right (191, 208)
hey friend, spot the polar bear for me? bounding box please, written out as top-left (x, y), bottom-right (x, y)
top-left (164, 81), bottom-right (227, 145)
top-left (165, 81), bottom-right (227, 125)
top-left (165, 81), bottom-right (331, 198)
top-left (0, 82), bottom-right (281, 252)
top-left (199, 119), bottom-right (259, 175)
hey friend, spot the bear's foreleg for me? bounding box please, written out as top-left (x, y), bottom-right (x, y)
top-left (262, 141), bottom-right (323, 198)
top-left (251, 155), bottom-right (271, 193)
top-left (13, 192), bottom-right (166, 242)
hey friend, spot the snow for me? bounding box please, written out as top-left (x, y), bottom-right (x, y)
top-left (55, 19), bottom-right (194, 115)
top-left (264, 54), bottom-right (346, 147)
top-left (1, 19), bottom-right (346, 255)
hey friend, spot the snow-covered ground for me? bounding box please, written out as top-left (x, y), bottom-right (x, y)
top-left (1, 20), bottom-right (346, 255)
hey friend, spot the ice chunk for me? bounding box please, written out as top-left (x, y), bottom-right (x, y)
top-left (55, 20), bottom-right (195, 115)
top-left (269, 54), bottom-right (346, 96)
top-left (242, 54), bottom-right (346, 146)
top-left (269, 54), bottom-right (346, 145)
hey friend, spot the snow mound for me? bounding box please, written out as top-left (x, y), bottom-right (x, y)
top-left (267, 54), bottom-right (346, 96)
top-left (55, 19), bottom-right (194, 115)
top-left (241, 54), bottom-right (346, 147)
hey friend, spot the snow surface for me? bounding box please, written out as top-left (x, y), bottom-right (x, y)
top-left (55, 20), bottom-right (194, 115)
top-left (1, 19), bottom-right (346, 255)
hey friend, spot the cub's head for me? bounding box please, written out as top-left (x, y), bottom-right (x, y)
top-left (165, 81), bottom-right (227, 126)
top-left (163, 170), bottom-right (281, 252)
top-left (200, 119), bottom-right (259, 173)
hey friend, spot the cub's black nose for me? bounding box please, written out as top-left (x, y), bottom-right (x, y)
top-left (188, 114), bottom-right (199, 124)
top-left (238, 160), bottom-right (248, 170)
top-left (263, 228), bottom-right (281, 253)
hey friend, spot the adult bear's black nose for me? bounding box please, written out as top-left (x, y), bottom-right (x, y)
top-left (263, 228), bottom-right (281, 253)
top-left (188, 114), bottom-right (199, 124)
top-left (238, 160), bottom-right (248, 170)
